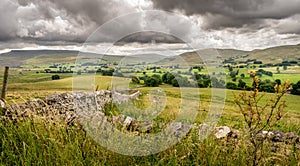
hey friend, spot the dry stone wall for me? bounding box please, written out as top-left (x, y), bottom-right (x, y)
top-left (1, 90), bottom-right (299, 149)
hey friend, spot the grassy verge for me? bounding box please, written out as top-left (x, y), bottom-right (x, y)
top-left (1, 118), bottom-right (299, 165)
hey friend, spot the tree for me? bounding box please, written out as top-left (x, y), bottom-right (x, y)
top-left (101, 69), bottom-right (115, 76)
top-left (240, 73), bottom-right (245, 78)
top-left (259, 81), bottom-right (275, 93)
top-left (197, 79), bottom-right (206, 88)
top-left (236, 69), bottom-right (240, 76)
top-left (230, 71), bottom-right (237, 79)
top-left (162, 72), bottom-right (175, 84)
top-left (238, 79), bottom-right (246, 89)
top-left (144, 75), bottom-right (162, 87)
top-left (275, 79), bottom-right (281, 85)
top-left (131, 76), bottom-right (140, 84)
top-left (228, 66), bottom-right (233, 72)
top-left (152, 74), bottom-right (162, 85)
top-left (283, 65), bottom-right (288, 70)
top-left (211, 77), bottom-right (225, 88)
top-left (226, 82), bottom-right (237, 90)
top-left (276, 66), bottom-right (280, 74)
top-left (171, 76), bottom-right (190, 87)
top-left (189, 67), bottom-right (193, 74)
top-left (291, 80), bottom-right (300, 95)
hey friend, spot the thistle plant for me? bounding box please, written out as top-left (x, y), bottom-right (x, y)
top-left (234, 73), bottom-right (291, 165)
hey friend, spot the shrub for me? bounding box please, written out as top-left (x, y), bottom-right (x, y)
top-left (234, 75), bottom-right (290, 165)
top-left (226, 82), bottom-right (237, 90)
top-left (51, 75), bottom-right (60, 80)
top-left (101, 69), bottom-right (115, 76)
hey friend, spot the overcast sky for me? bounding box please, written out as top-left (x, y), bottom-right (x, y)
top-left (1, 0), bottom-right (300, 55)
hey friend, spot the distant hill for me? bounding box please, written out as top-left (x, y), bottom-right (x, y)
top-left (0, 50), bottom-right (167, 67)
top-left (246, 44), bottom-right (300, 63)
top-left (157, 48), bottom-right (249, 66)
top-left (158, 44), bottom-right (300, 65)
top-left (1, 43), bottom-right (300, 67)
top-left (0, 50), bottom-right (81, 67)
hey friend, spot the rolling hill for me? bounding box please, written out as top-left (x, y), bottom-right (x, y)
top-left (0, 50), bottom-right (166, 67)
top-left (158, 44), bottom-right (300, 66)
top-left (1, 43), bottom-right (300, 67)
top-left (246, 44), bottom-right (300, 63)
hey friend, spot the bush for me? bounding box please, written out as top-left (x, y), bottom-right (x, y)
top-left (101, 69), bottom-right (115, 76)
top-left (259, 80), bottom-right (276, 93)
top-left (51, 75), bottom-right (60, 80)
top-left (226, 82), bottom-right (237, 90)
top-left (234, 75), bottom-right (290, 165)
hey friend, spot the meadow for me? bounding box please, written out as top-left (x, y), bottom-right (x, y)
top-left (1, 47), bottom-right (300, 165)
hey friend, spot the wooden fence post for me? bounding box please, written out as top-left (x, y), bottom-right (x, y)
top-left (1, 66), bottom-right (9, 100)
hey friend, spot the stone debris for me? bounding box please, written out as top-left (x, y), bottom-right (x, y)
top-left (214, 126), bottom-right (231, 139)
top-left (0, 100), bottom-right (5, 108)
top-left (123, 117), bottom-right (133, 127)
top-left (285, 132), bottom-right (299, 144)
top-left (112, 90), bottom-right (141, 104)
top-left (167, 122), bottom-right (192, 139)
top-left (136, 120), bottom-right (155, 133)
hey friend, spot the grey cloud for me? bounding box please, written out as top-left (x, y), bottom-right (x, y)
top-left (0, 0), bottom-right (19, 40)
top-left (0, 0), bottom-right (188, 45)
top-left (151, 0), bottom-right (300, 29)
top-left (275, 15), bottom-right (300, 34)
top-left (0, 0), bottom-right (139, 44)
top-left (85, 11), bottom-right (192, 44)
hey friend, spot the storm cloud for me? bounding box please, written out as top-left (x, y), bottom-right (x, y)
top-left (0, 0), bottom-right (300, 52)
top-left (151, 0), bottom-right (300, 30)
top-left (1, 0), bottom-right (137, 43)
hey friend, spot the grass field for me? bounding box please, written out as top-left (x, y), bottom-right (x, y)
top-left (1, 68), bottom-right (300, 165)
top-left (1, 70), bottom-right (299, 131)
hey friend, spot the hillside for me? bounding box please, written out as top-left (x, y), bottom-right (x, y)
top-left (0, 50), bottom-right (166, 67)
top-left (247, 44), bottom-right (300, 63)
top-left (157, 48), bottom-right (249, 66)
top-left (1, 44), bottom-right (300, 67)
top-left (158, 44), bottom-right (300, 65)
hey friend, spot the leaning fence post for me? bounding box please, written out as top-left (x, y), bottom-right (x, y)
top-left (1, 66), bottom-right (9, 100)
